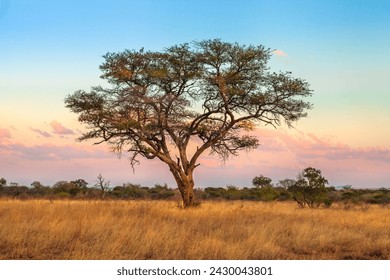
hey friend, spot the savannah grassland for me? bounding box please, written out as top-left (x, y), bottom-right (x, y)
top-left (0, 199), bottom-right (389, 260)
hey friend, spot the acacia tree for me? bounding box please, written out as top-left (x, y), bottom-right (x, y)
top-left (65, 39), bottom-right (312, 207)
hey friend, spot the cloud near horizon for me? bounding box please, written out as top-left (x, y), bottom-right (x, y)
top-left (49, 121), bottom-right (74, 135)
top-left (30, 127), bottom-right (52, 138)
top-left (1, 126), bottom-right (390, 188)
top-left (0, 128), bottom-right (12, 139)
top-left (1, 142), bottom-right (112, 161)
top-left (247, 128), bottom-right (390, 186)
top-left (253, 128), bottom-right (390, 163)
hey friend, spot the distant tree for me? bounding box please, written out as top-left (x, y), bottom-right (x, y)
top-left (277, 178), bottom-right (296, 190)
top-left (340, 187), bottom-right (363, 209)
top-left (0, 178), bottom-right (6, 187)
top-left (288, 167), bottom-right (329, 208)
top-left (71, 179), bottom-right (88, 194)
top-left (10, 185), bottom-right (29, 197)
top-left (65, 39), bottom-right (312, 207)
top-left (149, 183), bottom-right (175, 199)
top-left (204, 187), bottom-right (226, 199)
top-left (71, 179), bottom-right (88, 189)
top-left (252, 175), bottom-right (279, 201)
top-left (31, 181), bottom-right (44, 189)
top-left (259, 186), bottom-right (280, 201)
top-left (52, 181), bottom-right (78, 197)
top-left (112, 183), bottom-right (148, 199)
top-left (252, 175), bottom-right (272, 188)
top-left (225, 185), bottom-right (241, 200)
top-left (31, 181), bottom-right (47, 196)
top-left (95, 174), bottom-right (110, 199)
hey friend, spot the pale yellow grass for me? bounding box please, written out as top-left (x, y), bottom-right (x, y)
top-left (0, 199), bottom-right (389, 259)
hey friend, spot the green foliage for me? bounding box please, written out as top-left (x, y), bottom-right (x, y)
top-left (53, 181), bottom-right (80, 197)
top-left (258, 186), bottom-right (280, 201)
top-left (3, 185), bottom-right (29, 197)
top-left (275, 187), bottom-right (292, 201)
top-left (0, 178), bottom-right (6, 187)
top-left (277, 179), bottom-right (296, 189)
top-left (111, 183), bottom-right (175, 200)
top-left (71, 179), bottom-right (88, 194)
top-left (149, 184), bottom-right (175, 199)
top-left (56, 191), bottom-right (70, 198)
top-left (323, 198), bottom-right (333, 208)
top-left (203, 185), bottom-right (280, 201)
top-left (112, 184), bottom-right (146, 199)
top-left (250, 175), bottom-right (279, 201)
top-left (0, 175), bottom-right (388, 207)
top-left (225, 185), bottom-right (242, 200)
top-left (288, 167), bottom-right (330, 208)
top-left (204, 187), bottom-right (226, 199)
top-left (31, 181), bottom-right (44, 189)
top-left (338, 187), bottom-right (390, 210)
top-left (252, 175), bottom-right (272, 188)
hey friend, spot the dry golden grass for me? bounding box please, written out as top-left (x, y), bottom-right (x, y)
top-left (0, 199), bottom-right (389, 260)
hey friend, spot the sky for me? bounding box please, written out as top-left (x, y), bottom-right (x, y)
top-left (1, 0), bottom-right (390, 188)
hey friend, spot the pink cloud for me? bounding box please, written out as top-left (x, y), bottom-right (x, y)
top-left (281, 130), bottom-right (390, 163)
top-left (0, 140), bottom-right (172, 187)
top-left (49, 121), bottom-right (74, 135)
top-left (168, 128), bottom-right (390, 187)
top-left (1, 142), bottom-right (112, 161)
top-left (245, 128), bottom-right (390, 186)
top-left (30, 127), bottom-right (52, 138)
top-left (272, 49), bottom-right (288, 57)
top-left (0, 128), bottom-right (11, 139)
top-left (1, 125), bottom-right (390, 188)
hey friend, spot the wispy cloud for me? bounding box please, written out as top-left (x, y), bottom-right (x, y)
top-left (30, 128), bottom-right (52, 138)
top-left (50, 121), bottom-right (74, 135)
top-left (0, 128), bottom-right (11, 139)
top-left (0, 142), bottom-right (111, 161)
top-left (255, 128), bottom-right (390, 163)
top-left (272, 49), bottom-right (288, 57)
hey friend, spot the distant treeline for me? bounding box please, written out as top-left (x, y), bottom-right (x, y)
top-left (0, 176), bottom-right (389, 207)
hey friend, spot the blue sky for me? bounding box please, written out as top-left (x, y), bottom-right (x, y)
top-left (1, 0), bottom-right (390, 187)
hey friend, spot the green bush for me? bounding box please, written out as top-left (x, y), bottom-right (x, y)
top-left (56, 191), bottom-right (70, 198)
top-left (288, 167), bottom-right (330, 208)
top-left (258, 186), bottom-right (280, 201)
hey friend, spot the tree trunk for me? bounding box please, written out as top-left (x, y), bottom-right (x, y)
top-left (169, 165), bottom-right (196, 208)
top-left (180, 180), bottom-right (195, 208)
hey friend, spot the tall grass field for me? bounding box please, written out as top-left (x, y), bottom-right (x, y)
top-left (0, 199), bottom-right (389, 259)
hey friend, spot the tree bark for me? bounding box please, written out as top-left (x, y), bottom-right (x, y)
top-left (179, 179), bottom-right (195, 208)
top-left (169, 165), bottom-right (196, 208)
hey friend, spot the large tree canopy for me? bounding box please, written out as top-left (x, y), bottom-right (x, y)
top-left (65, 39), bottom-right (312, 207)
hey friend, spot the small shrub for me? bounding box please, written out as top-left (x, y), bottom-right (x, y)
top-left (56, 192), bottom-right (70, 198)
top-left (258, 186), bottom-right (280, 202)
top-left (323, 198), bottom-right (333, 208)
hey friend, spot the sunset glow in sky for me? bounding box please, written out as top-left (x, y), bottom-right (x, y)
top-left (1, 0), bottom-right (390, 188)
